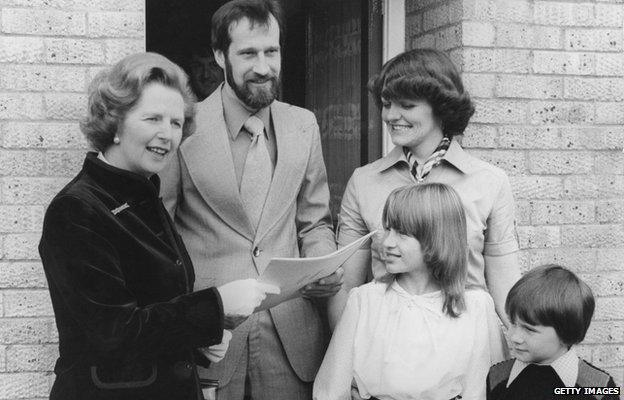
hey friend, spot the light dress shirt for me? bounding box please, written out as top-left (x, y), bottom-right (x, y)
top-left (313, 281), bottom-right (507, 400)
top-left (507, 347), bottom-right (579, 387)
top-left (337, 140), bottom-right (519, 288)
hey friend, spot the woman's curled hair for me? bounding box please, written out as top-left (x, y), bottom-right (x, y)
top-left (369, 48), bottom-right (475, 137)
top-left (80, 52), bottom-right (196, 152)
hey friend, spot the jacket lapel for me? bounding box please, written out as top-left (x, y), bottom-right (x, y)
top-left (179, 90), bottom-right (254, 240)
top-left (255, 101), bottom-right (307, 242)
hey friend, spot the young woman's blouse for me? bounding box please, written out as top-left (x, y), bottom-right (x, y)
top-left (314, 281), bottom-right (506, 400)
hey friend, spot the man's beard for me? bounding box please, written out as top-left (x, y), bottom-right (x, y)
top-left (225, 56), bottom-right (280, 110)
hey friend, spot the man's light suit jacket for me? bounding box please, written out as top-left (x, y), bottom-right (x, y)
top-left (159, 89), bottom-right (337, 387)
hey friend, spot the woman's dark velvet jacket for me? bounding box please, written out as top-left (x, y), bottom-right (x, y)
top-left (39, 152), bottom-right (224, 400)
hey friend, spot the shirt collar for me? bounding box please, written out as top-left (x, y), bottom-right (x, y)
top-left (375, 139), bottom-right (474, 174)
top-left (507, 347), bottom-right (579, 387)
top-left (221, 83), bottom-right (272, 140)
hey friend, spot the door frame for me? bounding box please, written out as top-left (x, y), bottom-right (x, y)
top-left (382, 0), bottom-right (405, 155)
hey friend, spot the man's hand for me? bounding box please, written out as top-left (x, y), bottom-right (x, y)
top-left (217, 279), bottom-right (280, 328)
top-left (301, 267), bottom-right (344, 298)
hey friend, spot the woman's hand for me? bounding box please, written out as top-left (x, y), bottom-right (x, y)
top-left (217, 279), bottom-right (280, 329)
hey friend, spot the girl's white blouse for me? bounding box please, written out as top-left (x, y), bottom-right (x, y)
top-left (313, 281), bottom-right (506, 400)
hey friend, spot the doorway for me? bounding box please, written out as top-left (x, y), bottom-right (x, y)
top-left (146, 0), bottom-right (383, 219)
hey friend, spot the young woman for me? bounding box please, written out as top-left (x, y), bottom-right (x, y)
top-left (329, 48), bottom-right (521, 331)
top-left (314, 183), bottom-right (505, 400)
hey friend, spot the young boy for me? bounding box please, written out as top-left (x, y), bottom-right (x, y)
top-left (487, 264), bottom-right (620, 400)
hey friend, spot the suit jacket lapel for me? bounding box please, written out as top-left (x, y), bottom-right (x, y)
top-left (255, 101), bottom-right (307, 242)
top-left (180, 90), bottom-right (255, 240)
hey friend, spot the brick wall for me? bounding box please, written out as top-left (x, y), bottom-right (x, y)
top-left (407, 0), bottom-right (624, 387)
top-left (0, 1), bottom-right (144, 398)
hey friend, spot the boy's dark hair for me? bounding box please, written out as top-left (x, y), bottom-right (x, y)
top-left (211, 0), bottom-right (283, 54)
top-left (505, 264), bottom-right (595, 346)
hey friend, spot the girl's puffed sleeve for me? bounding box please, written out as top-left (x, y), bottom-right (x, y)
top-left (313, 288), bottom-right (362, 400)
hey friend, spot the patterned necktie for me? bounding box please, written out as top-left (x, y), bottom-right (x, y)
top-left (240, 115), bottom-right (273, 230)
top-left (404, 137), bottom-right (451, 182)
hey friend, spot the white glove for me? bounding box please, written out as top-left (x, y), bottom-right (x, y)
top-left (199, 330), bottom-right (232, 363)
top-left (217, 279), bottom-right (280, 317)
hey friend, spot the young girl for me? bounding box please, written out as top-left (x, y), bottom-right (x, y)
top-left (314, 183), bottom-right (506, 400)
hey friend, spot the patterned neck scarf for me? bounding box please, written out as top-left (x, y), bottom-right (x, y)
top-left (403, 137), bottom-right (451, 182)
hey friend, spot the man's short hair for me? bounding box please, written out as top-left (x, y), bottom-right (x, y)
top-left (506, 264), bottom-right (595, 346)
top-left (211, 0), bottom-right (283, 54)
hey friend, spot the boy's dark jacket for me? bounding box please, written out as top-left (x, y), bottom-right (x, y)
top-left (39, 153), bottom-right (224, 400)
top-left (487, 358), bottom-right (620, 400)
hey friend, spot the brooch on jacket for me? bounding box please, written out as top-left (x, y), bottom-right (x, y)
top-left (111, 203), bottom-right (130, 215)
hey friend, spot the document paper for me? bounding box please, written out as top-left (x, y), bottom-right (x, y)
top-left (257, 230), bottom-right (377, 310)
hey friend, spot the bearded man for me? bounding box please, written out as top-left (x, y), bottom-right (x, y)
top-left (159, 1), bottom-right (342, 399)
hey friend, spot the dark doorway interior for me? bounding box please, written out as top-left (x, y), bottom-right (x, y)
top-left (146, 0), bottom-right (382, 219)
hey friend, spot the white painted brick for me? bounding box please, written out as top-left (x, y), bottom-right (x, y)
top-left (438, 24), bottom-right (463, 50)
top-left (533, 51), bottom-right (594, 75)
top-left (72, 0), bottom-right (144, 11)
top-left (0, 94), bottom-right (44, 120)
top-left (463, 48), bottom-right (531, 73)
top-left (593, 345), bottom-right (624, 367)
top-left (561, 127), bottom-right (624, 150)
top-left (528, 150), bottom-right (593, 174)
top-left (595, 297), bottom-right (624, 320)
top-left (596, 200), bottom-right (624, 223)
top-left (0, 206), bottom-right (44, 233)
top-left (0, 36), bottom-right (45, 63)
top-left (405, 0), bottom-right (438, 13)
top-left (423, 4), bottom-right (449, 31)
top-left (534, 2), bottom-right (595, 26)
top-left (406, 14), bottom-right (423, 38)
top-left (496, 24), bottom-right (561, 49)
top-left (462, 21), bottom-right (495, 47)
top-left (581, 272), bottom-right (624, 297)
top-left (498, 126), bottom-right (559, 149)
top-left (0, 262), bottom-right (46, 289)
top-left (527, 248), bottom-right (596, 273)
top-left (104, 38), bottom-right (144, 64)
top-left (0, 372), bottom-right (49, 398)
top-left (472, 99), bottom-right (526, 124)
top-left (597, 249), bottom-right (624, 272)
top-left (88, 11), bottom-right (144, 38)
top-left (596, 102), bottom-right (624, 124)
top-left (594, 152), bottom-right (624, 175)
top-left (0, 151), bottom-right (45, 177)
top-left (1, 8), bottom-right (85, 36)
top-left (595, 3), bottom-right (624, 26)
top-left (517, 249), bottom-right (530, 272)
top-left (409, 33), bottom-right (435, 50)
top-left (562, 224), bottom-right (624, 248)
top-left (529, 101), bottom-right (594, 125)
top-left (448, 0), bottom-right (463, 24)
top-left (1, 177), bottom-right (69, 205)
top-left (529, 200), bottom-right (595, 225)
top-left (460, 124), bottom-right (497, 148)
top-left (494, 0), bottom-right (533, 23)
top-left (592, 328), bottom-right (624, 357)
top-left (575, 344), bottom-right (593, 362)
top-left (509, 176), bottom-right (563, 200)
top-left (45, 38), bottom-right (105, 64)
top-left (6, 344), bottom-right (57, 372)
top-left (466, 149), bottom-right (526, 175)
top-left (44, 93), bottom-right (87, 120)
top-left (565, 29), bottom-right (623, 52)
top-left (4, 291), bottom-right (52, 317)
top-left (517, 225), bottom-right (561, 249)
top-left (0, 346), bottom-right (5, 372)
top-left (565, 77), bottom-right (624, 102)
top-left (564, 175), bottom-right (624, 199)
top-left (595, 53), bottom-right (624, 76)
top-left (1, 122), bottom-right (87, 149)
top-left (515, 200), bottom-right (531, 225)
top-left (0, 65), bottom-right (86, 92)
top-left (462, 73), bottom-right (495, 98)
top-left (45, 150), bottom-right (84, 176)
top-left (496, 75), bottom-right (563, 99)
top-left (0, 318), bottom-right (54, 344)
top-left (3, 233), bottom-right (40, 260)
top-left (462, 0), bottom-right (496, 21)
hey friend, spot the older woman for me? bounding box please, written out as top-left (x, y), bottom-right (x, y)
top-left (329, 48), bottom-right (521, 332)
top-left (39, 52), bottom-right (278, 400)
